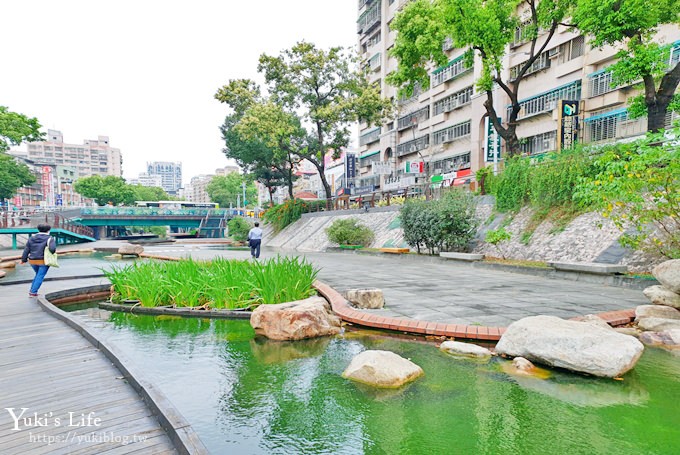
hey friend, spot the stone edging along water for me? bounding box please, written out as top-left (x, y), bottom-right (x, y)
top-left (38, 285), bottom-right (209, 455)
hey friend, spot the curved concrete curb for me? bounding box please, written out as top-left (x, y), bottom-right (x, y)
top-left (38, 286), bottom-right (209, 455)
top-left (98, 301), bottom-right (252, 319)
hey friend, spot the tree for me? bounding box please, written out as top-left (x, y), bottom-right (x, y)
top-left (206, 173), bottom-right (257, 208)
top-left (573, 0), bottom-right (680, 132)
top-left (258, 41), bottom-right (391, 201)
top-left (388, 0), bottom-right (574, 156)
top-left (130, 185), bottom-right (169, 202)
top-left (74, 175), bottom-right (135, 206)
top-left (0, 106), bottom-right (44, 153)
top-left (215, 80), bottom-right (299, 199)
top-left (0, 106), bottom-right (43, 202)
top-left (0, 153), bottom-right (35, 201)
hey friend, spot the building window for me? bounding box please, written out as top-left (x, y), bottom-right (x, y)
top-left (584, 109), bottom-right (628, 143)
top-left (557, 36), bottom-right (585, 64)
top-left (433, 86), bottom-right (473, 115)
top-left (519, 130), bottom-right (557, 155)
top-left (589, 70), bottom-right (616, 97)
top-left (432, 120), bottom-right (471, 145)
top-left (359, 151), bottom-right (381, 168)
top-left (509, 52), bottom-right (550, 81)
top-left (357, 1), bottom-right (380, 35)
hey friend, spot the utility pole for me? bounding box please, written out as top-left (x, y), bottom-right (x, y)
top-left (412, 117), bottom-right (431, 201)
top-left (242, 182), bottom-right (247, 208)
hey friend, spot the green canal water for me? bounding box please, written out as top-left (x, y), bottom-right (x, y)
top-left (66, 307), bottom-right (680, 454)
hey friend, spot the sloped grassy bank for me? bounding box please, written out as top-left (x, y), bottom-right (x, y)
top-left (104, 256), bottom-right (318, 309)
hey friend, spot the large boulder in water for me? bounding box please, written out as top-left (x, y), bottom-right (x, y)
top-left (250, 296), bottom-right (341, 341)
top-left (342, 350), bottom-right (424, 388)
top-left (652, 259), bottom-right (680, 294)
top-left (635, 304), bottom-right (680, 321)
top-left (495, 315), bottom-right (644, 378)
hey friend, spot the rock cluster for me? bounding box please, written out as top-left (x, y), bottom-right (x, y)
top-left (118, 244), bottom-right (144, 257)
top-left (637, 260), bottom-right (680, 350)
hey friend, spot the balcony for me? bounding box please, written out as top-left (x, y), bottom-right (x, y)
top-left (432, 120), bottom-right (471, 145)
top-left (397, 106), bottom-right (430, 131)
top-left (433, 86), bottom-right (473, 115)
top-left (512, 80), bottom-right (581, 120)
top-left (357, 2), bottom-right (380, 35)
top-left (396, 135), bottom-right (429, 157)
top-left (431, 55), bottom-right (471, 87)
top-left (368, 52), bottom-right (381, 72)
top-left (359, 127), bottom-right (381, 146)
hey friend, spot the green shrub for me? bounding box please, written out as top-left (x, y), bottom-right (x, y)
top-left (227, 217), bottom-right (251, 242)
top-left (485, 227), bottom-right (512, 259)
top-left (104, 256), bottom-right (319, 309)
top-left (400, 189), bottom-right (478, 254)
top-left (494, 156), bottom-right (531, 212)
top-left (325, 217), bottom-right (374, 246)
top-left (263, 199), bottom-right (307, 232)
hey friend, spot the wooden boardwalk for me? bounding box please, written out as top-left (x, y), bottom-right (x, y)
top-left (0, 279), bottom-right (177, 455)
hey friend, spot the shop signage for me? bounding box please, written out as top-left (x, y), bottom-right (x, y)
top-left (372, 161), bottom-right (392, 175)
top-left (485, 117), bottom-right (502, 162)
top-left (558, 100), bottom-right (579, 150)
top-left (405, 161), bottom-right (424, 173)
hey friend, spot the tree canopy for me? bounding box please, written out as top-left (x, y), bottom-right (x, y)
top-left (206, 173), bottom-right (257, 208)
top-left (73, 175), bottom-right (135, 206)
top-left (573, 0), bottom-right (680, 131)
top-left (130, 184), bottom-right (170, 202)
top-left (388, 0), bottom-right (575, 156)
top-left (0, 153), bottom-right (36, 201)
top-left (0, 106), bottom-right (44, 153)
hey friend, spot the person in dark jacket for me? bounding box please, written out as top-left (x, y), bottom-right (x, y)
top-left (21, 224), bottom-right (57, 297)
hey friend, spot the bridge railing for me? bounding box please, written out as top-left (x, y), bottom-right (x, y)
top-left (0, 211), bottom-right (94, 237)
top-left (80, 207), bottom-right (230, 217)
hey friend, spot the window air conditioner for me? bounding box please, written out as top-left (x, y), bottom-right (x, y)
top-left (548, 47), bottom-right (561, 58)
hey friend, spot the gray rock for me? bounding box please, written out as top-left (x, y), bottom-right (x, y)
top-left (636, 317), bottom-right (680, 332)
top-left (342, 350), bottom-right (424, 388)
top-left (344, 288), bottom-right (385, 309)
top-left (512, 357), bottom-right (536, 372)
top-left (495, 315), bottom-right (644, 378)
top-left (440, 341), bottom-right (493, 359)
top-left (652, 259), bottom-right (680, 294)
top-left (642, 285), bottom-right (680, 309)
top-left (118, 244), bottom-right (144, 256)
top-left (639, 329), bottom-right (680, 348)
top-left (635, 304), bottom-right (680, 321)
top-left (250, 296), bottom-right (341, 341)
top-left (579, 314), bottom-right (614, 330)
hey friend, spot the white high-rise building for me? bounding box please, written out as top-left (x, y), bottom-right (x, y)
top-left (147, 161), bottom-right (182, 195)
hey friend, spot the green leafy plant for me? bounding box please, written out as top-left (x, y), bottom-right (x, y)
top-left (400, 189), bottom-right (478, 254)
top-left (485, 227), bottom-right (512, 259)
top-left (574, 126), bottom-right (680, 259)
top-left (263, 199), bottom-right (307, 232)
top-left (104, 256), bottom-right (319, 309)
top-left (325, 218), bottom-right (375, 246)
top-left (228, 217), bottom-right (251, 242)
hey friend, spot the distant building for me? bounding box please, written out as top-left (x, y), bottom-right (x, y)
top-left (187, 166), bottom-right (239, 203)
top-left (215, 165), bottom-right (240, 176)
top-left (147, 161), bottom-right (182, 195)
top-left (25, 129), bottom-right (122, 178)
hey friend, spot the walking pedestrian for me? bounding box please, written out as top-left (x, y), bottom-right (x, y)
top-left (247, 222), bottom-right (263, 259)
top-left (20, 224), bottom-right (57, 297)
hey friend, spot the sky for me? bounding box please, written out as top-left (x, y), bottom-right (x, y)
top-left (0, 1), bottom-right (358, 185)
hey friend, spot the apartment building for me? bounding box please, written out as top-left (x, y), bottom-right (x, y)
top-left (356, 0), bottom-right (680, 193)
top-left (186, 167), bottom-right (240, 203)
top-left (147, 161), bottom-right (182, 195)
top-left (128, 172), bottom-right (163, 188)
top-left (25, 130), bottom-right (122, 179)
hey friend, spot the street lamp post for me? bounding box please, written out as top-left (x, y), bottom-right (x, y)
top-left (411, 117), bottom-right (431, 201)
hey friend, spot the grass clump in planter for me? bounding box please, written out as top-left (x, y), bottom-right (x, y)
top-left (325, 217), bottom-right (375, 247)
top-left (104, 256), bottom-right (318, 309)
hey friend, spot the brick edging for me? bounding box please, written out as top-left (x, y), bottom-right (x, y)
top-left (313, 280), bottom-right (505, 341)
top-left (313, 281), bottom-right (638, 342)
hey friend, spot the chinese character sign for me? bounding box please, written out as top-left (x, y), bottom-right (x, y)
top-left (485, 117), bottom-right (502, 162)
top-left (559, 100), bottom-right (579, 150)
